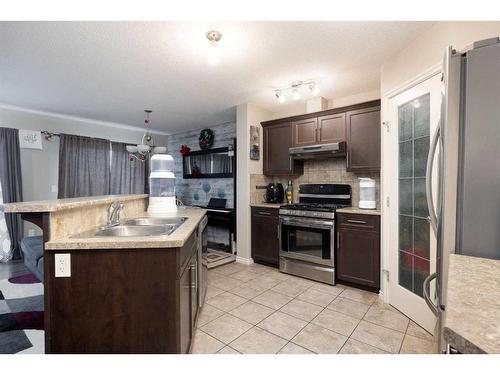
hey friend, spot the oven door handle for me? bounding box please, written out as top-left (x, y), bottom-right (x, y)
top-left (279, 216), bottom-right (334, 229)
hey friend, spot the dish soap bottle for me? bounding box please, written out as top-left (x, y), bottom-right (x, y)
top-left (286, 180), bottom-right (293, 204)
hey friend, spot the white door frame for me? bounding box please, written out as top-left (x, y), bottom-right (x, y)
top-left (380, 63), bottom-right (441, 305)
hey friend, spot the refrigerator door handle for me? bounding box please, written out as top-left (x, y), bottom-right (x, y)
top-left (426, 122), bottom-right (441, 235)
top-left (423, 272), bottom-right (439, 316)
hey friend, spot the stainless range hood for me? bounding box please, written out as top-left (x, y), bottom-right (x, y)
top-left (289, 142), bottom-right (346, 159)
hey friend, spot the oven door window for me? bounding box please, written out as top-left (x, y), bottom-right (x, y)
top-left (281, 224), bottom-right (331, 260)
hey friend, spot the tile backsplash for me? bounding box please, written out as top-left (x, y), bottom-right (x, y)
top-left (250, 158), bottom-right (380, 208)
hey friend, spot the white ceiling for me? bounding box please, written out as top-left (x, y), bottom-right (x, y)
top-left (0, 21), bottom-right (434, 133)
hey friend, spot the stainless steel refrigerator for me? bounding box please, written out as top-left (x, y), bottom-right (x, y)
top-left (423, 37), bottom-right (500, 352)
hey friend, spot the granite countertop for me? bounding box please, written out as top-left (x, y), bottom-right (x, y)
top-left (1, 194), bottom-right (148, 213)
top-left (443, 254), bottom-right (500, 353)
top-left (250, 203), bottom-right (282, 209)
top-left (44, 207), bottom-right (207, 250)
top-left (336, 207), bottom-right (381, 215)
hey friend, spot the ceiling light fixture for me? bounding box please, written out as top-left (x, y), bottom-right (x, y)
top-left (206, 30), bottom-right (222, 66)
top-left (275, 90), bottom-right (286, 104)
top-left (273, 80), bottom-right (320, 104)
top-left (309, 84), bottom-right (320, 96)
top-left (126, 110), bottom-right (166, 161)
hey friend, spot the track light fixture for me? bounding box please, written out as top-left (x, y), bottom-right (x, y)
top-left (274, 80), bottom-right (320, 103)
top-left (275, 90), bottom-right (286, 103)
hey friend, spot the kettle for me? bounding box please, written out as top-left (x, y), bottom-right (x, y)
top-left (266, 183), bottom-right (284, 204)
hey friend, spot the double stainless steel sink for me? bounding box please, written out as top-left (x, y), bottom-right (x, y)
top-left (93, 217), bottom-right (187, 237)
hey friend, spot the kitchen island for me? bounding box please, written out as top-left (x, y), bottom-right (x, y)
top-left (2, 195), bottom-right (207, 354)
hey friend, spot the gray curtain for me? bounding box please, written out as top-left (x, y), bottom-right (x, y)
top-left (58, 134), bottom-right (110, 198)
top-left (0, 127), bottom-right (24, 260)
top-left (110, 142), bottom-right (146, 194)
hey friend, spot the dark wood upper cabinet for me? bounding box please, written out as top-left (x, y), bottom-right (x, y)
top-left (336, 213), bottom-right (380, 291)
top-left (317, 113), bottom-right (346, 144)
top-left (263, 121), bottom-right (303, 176)
top-left (251, 207), bottom-right (279, 266)
top-left (346, 105), bottom-right (381, 172)
top-left (292, 118), bottom-right (318, 147)
top-left (261, 100), bottom-right (380, 176)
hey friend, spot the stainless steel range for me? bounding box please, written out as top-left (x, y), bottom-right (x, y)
top-left (279, 184), bottom-right (351, 285)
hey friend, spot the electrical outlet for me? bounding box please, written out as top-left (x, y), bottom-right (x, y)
top-left (54, 253), bottom-right (71, 277)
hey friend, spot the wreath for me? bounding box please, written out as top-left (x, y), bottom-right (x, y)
top-left (199, 128), bottom-right (214, 150)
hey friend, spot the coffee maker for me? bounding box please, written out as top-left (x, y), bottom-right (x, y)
top-left (266, 183), bottom-right (284, 203)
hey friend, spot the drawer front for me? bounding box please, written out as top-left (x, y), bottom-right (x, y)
top-left (251, 207), bottom-right (279, 218)
top-left (337, 213), bottom-right (379, 231)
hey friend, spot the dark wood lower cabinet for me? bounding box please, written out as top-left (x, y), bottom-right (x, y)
top-left (44, 231), bottom-right (199, 354)
top-left (251, 207), bottom-right (280, 266)
top-left (336, 213), bottom-right (380, 291)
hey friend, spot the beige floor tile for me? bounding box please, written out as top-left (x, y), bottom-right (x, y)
top-left (253, 290), bottom-right (294, 310)
top-left (271, 280), bottom-right (311, 298)
top-left (230, 270), bottom-right (261, 282)
top-left (327, 297), bottom-right (370, 319)
top-left (339, 287), bottom-right (378, 304)
top-left (208, 275), bottom-right (244, 292)
top-left (247, 263), bottom-right (274, 275)
top-left (196, 304), bottom-right (225, 327)
top-left (206, 292), bottom-right (247, 312)
top-left (190, 330), bottom-right (225, 354)
top-left (200, 314), bottom-right (252, 344)
top-left (229, 301), bottom-right (275, 325)
top-left (205, 286), bottom-right (225, 300)
top-left (251, 274), bottom-right (285, 290)
top-left (351, 321), bottom-right (404, 354)
top-left (296, 288), bottom-right (336, 307)
top-left (292, 323), bottom-right (348, 354)
top-left (211, 262), bottom-right (247, 276)
top-left (363, 304), bottom-right (410, 333)
top-left (217, 346), bottom-right (241, 354)
top-left (339, 338), bottom-right (389, 354)
top-left (280, 299), bottom-right (323, 321)
top-left (311, 309), bottom-right (360, 336)
top-left (230, 327), bottom-right (287, 354)
top-left (230, 283), bottom-right (267, 299)
top-left (406, 320), bottom-right (435, 342)
top-left (400, 335), bottom-right (437, 354)
top-left (309, 282), bottom-right (345, 297)
top-left (278, 342), bottom-right (315, 354)
top-left (257, 311), bottom-right (308, 340)
top-left (265, 269), bottom-right (292, 281)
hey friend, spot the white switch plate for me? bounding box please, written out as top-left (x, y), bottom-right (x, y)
top-left (55, 253), bottom-right (71, 277)
top-left (51, 185), bottom-right (58, 193)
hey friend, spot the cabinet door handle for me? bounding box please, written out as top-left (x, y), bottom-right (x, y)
top-left (347, 219), bottom-right (367, 224)
top-left (318, 124), bottom-right (322, 141)
top-left (277, 224), bottom-right (280, 240)
top-left (337, 231), bottom-right (340, 250)
top-left (289, 156), bottom-right (292, 171)
top-left (258, 211), bottom-right (272, 216)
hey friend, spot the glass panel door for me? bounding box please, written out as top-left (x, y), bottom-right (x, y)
top-left (398, 94), bottom-right (431, 297)
top-left (386, 73), bottom-right (440, 332)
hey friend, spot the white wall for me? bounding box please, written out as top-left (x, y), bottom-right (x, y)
top-left (0, 105), bottom-right (168, 235)
top-left (236, 103), bottom-right (272, 262)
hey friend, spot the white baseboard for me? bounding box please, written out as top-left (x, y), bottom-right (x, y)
top-left (236, 256), bottom-right (254, 265)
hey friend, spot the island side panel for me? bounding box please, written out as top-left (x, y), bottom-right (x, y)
top-left (45, 247), bottom-right (181, 353)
